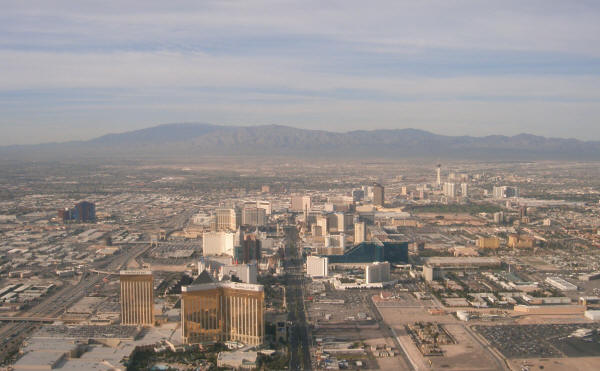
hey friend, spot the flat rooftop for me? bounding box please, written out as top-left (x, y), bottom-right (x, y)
top-left (119, 270), bottom-right (152, 276)
top-left (424, 256), bottom-right (501, 267)
top-left (183, 281), bottom-right (263, 293)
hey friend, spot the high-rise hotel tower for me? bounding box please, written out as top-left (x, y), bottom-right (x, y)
top-left (181, 281), bottom-right (264, 345)
top-left (120, 270), bottom-right (154, 326)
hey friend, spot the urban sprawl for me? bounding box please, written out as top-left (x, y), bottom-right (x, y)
top-left (1, 160), bottom-right (600, 371)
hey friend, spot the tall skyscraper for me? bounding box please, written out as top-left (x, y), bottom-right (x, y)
top-left (436, 164), bottom-right (442, 188)
top-left (520, 206), bottom-right (528, 219)
top-left (365, 262), bottom-right (390, 284)
top-left (241, 207), bottom-right (266, 226)
top-left (290, 195), bottom-right (311, 212)
top-left (181, 281), bottom-right (264, 345)
top-left (354, 221), bottom-right (366, 244)
top-left (214, 208), bottom-right (238, 231)
top-left (493, 186), bottom-right (519, 199)
top-left (443, 182), bottom-right (456, 197)
top-left (315, 215), bottom-right (328, 236)
top-left (352, 188), bottom-right (365, 202)
top-left (373, 183), bottom-right (384, 206)
top-left (234, 234), bottom-right (261, 263)
top-left (203, 231), bottom-right (235, 256)
top-left (120, 270), bottom-right (154, 326)
top-left (306, 256), bottom-right (328, 277)
top-left (256, 200), bottom-right (272, 215)
top-left (460, 183), bottom-right (469, 197)
top-left (221, 263), bottom-right (258, 284)
top-left (363, 185), bottom-right (374, 201)
top-left (58, 201), bottom-right (96, 223)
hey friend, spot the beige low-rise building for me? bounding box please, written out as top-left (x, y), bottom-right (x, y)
top-left (477, 236), bottom-right (500, 249)
top-left (508, 234), bottom-right (534, 248)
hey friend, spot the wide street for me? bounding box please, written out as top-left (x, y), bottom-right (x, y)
top-left (284, 225), bottom-right (312, 370)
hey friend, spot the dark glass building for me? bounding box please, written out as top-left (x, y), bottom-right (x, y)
top-left (58, 201), bottom-right (96, 223)
top-left (326, 241), bottom-right (408, 264)
top-left (234, 234), bottom-right (261, 263)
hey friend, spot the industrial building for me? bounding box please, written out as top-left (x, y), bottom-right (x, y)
top-left (423, 257), bottom-right (502, 282)
top-left (545, 276), bottom-right (578, 291)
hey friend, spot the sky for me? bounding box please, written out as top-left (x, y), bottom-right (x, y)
top-left (1, 0), bottom-right (600, 145)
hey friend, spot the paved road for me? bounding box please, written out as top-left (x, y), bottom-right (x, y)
top-left (367, 295), bottom-right (415, 371)
top-left (0, 243), bottom-right (150, 365)
top-left (284, 225), bottom-right (312, 371)
top-left (464, 324), bottom-right (509, 371)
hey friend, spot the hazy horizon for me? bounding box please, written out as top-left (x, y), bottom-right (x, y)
top-left (2, 1), bottom-right (600, 145)
top-left (2, 122), bottom-right (599, 148)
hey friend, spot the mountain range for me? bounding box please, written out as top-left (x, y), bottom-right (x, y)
top-left (2, 123), bottom-right (599, 161)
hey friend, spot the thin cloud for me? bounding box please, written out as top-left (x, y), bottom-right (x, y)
top-left (1, 0), bottom-right (600, 144)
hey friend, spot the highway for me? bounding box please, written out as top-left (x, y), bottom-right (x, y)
top-left (0, 242), bottom-right (151, 365)
top-left (0, 316), bottom-right (59, 322)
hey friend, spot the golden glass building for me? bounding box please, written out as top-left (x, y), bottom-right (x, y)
top-left (181, 281), bottom-right (264, 345)
top-left (120, 270), bottom-right (154, 326)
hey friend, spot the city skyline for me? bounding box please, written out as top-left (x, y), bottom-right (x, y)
top-left (3, 2), bottom-right (600, 370)
top-left (2, 1), bottom-right (600, 145)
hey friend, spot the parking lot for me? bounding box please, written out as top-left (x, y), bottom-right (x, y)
top-left (309, 288), bottom-right (377, 325)
top-left (307, 284), bottom-right (409, 369)
top-left (473, 324), bottom-right (600, 359)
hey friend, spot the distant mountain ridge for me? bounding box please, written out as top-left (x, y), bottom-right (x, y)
top-left (2, 123), bottom-right (600, 160)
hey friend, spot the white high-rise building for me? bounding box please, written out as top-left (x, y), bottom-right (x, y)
top-left (203, 231), bottom-right (235, 256)
top-left (460, 183), bottom-right (469, 197)
top-left (354, 221), bottom-right (366, 244)
top-left (290, 195), bottom-right (311, 212)
top-left (306, 256), bottom-right (328, 277)
top-left (436, 165), bottom-right (442, 187)
top-left (221, 263), bottom-right (258, 284)
top-left (443, 182), bottom-right (456, 197)
top-left (334, 213), bottom-right (346, 232)
top-left (256, 201), bottom-right (272, 215)
top-left (493, 186), bottom-right (519, 199)
top-left (365, 262), bottom-right (390, 284)
top-left (363, 185), bottom-right (374, 201)
top-left (315, 215), bottom-right (328, 236)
